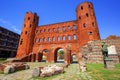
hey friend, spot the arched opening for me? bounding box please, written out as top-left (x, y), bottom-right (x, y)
top-left (72, 54), bottom-right (78, 64)
top-left (54, 48), bottom-right (64, 63)
top-left (41, 49), bottom-right (49, 62)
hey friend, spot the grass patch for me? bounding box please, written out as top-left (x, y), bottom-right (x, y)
top-left (0, 58), bottom-right (7, 63)
top-left (87, 64), bottom-right (120, 80)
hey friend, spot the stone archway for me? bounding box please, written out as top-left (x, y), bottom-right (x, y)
top-left (54, 47), bottom-right (64, 63)
top-left (42, 49), bottom-right (49, 62)
top-left (72, 54), bottom-right (78, 63)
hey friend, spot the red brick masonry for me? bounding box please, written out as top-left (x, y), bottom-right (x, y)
top-left (16, 2), bottom-right (100, 63)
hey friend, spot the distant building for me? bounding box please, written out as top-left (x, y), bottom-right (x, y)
top-left (0, 26), bottom-right (20, 58)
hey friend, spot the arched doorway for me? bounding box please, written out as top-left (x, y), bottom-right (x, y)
top-left (54, 48), bottom-right (64, 63)
top-left (72, 54), bottom-right (78, 63)
top-left (41, 49), bottom-right (49, 62)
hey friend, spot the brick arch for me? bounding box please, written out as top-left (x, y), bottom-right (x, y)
top-left (53, 47), bottom-right (64, 62)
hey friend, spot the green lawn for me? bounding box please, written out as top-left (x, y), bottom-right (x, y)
top-left (30, 63), bottom-right (120, 80)
top-left (87, 64), bottom-right (120, 80)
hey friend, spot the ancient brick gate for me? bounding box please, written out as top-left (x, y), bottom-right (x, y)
top-left (35, 44), bottom-right (72, 63)
top-left (16, 2), bottom-right (101, 64)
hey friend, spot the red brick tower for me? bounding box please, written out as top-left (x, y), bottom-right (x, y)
top-left (16, 12), bottom-right (39, 58)
top-left (76, 2), bottom-right (101, 46)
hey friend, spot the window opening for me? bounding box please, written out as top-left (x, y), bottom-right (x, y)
top-left (83, 23), bottom-right (86, 28)
top-left (68, 35), bottom-right (71, 40)
top-left (58, 36), bottom-right (60, 41)
top-left (62, 36), bottom-right (66, 41)
top-left (73, 34), bottom-right (77, 40)
top-left (81, 6), bottom-right (83, 10)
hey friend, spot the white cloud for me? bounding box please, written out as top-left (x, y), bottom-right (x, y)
top-left (0, 18), bottom-right (21, 34)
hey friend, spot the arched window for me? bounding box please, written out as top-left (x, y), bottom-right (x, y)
top-left (92, 22), bottom-right (95, 27)
top-left (88, 31), bottom-right (93, 35)
top-left (62, 27), bottom-right (65, 32)
top-left (40, 38), bottom-right (42, 42)
top-left (73, 34), bottom-right (77, 40)
top-left (48, 37), bottom-right (50, 42)
top-left (81, 6), bottom-right (83, 10)
top-left (43, 38), bottom-right (46, 42)
top-left (68, 26), bottom-right (70, 30)
top-left (25, 31), bottom-right (27, 34)
top-left (53, 28), bottom-right (56, 32)
top-left (52, 37), bottom-right (55, 41)
top-left (48, 29), bottom-right (50, 32)
top-left (44, 29), bottom-right (46, 32)
top-left (40, 30), bottom-right (42, 33)
top-left (86, 13), bottom-right (89, 17)
top-left (58, 36), bottom-right (60, 41)
top-left (30, 24), bottom-right (31, 28)
top-left (68, 35), bottom-right (71, 40)
top-left (35, 38), bottom-right (38, 43)
top-left (73, 25), bottom-right (76, 30)
top-left (62, 36), bottom-right (66, 41)
top-left (28, 17), bottom-right (30, 20)
top-left (83, 23), bottom-right (86, 28)
top-left (58, 27), bottom-right (60, 32)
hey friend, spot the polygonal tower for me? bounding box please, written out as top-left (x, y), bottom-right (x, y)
top-left (16, 12), bottom-right (39, 58)
top-left (76, 2), bottom-right (101, 46)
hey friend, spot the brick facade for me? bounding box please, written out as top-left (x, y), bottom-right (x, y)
top-left (16, 2), bottom-right (101, 63)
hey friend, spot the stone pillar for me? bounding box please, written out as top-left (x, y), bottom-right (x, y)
top-left (104, 58), bottom-right (115, 69)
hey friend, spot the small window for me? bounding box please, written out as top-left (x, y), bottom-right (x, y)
top-left (33, 18), bottom-right (35, 22)
top-left (92, 22), bottom-right (95, 27)
top-left (62, 36), bottom-right (66, 41)
top-left (35, 38), bottom-right (38, 43)
top-left (44, 29), bottom-right (46, 32)
top-left (73, 34), bottom-right (77, 40)
top-left (40, 30), bottom-right (42, 33)
top-left (20, 39), bottom-right (23, 45)
top-left (73, 25), bottom-right (77, 30)
top-left (48, 37), bottom-right (50, 42)
top-left (68, 35), bottom-right (71, 40)
top-left (62, 27), bottom-right (65, 31)
top-left (52, 37), bottom-right (55, 41)
top-left (58, 36), bottom-right (60, 41)
top-left (89, 4), bottom-right (91, 8)
top-left (88, 32), bottom-right (93, 35)
top-left (58, 27), bottom-right (60, 32)
top-left (83, 23), bottom-right (86, 28)
top-left (28, 17), bottom-right (30, 20)
top-left (53, 28), bottom-right (56, 32)
top-left (30, 24), bottom-right (31, 27)
top-left (79, 16), bottom-right (81, 19)
top-left (25, 31), bottom-right (27, 34)
top-left (40, 38), bottom-right (42, 42)
top-left (86, 13), bottom-right (89, 17)
top-left (43, 38), bottom-right (46, 42)
top-left (68, 26), bottom-right (70, 30)
top-left (48, 29), bottom-right (50, 32)
top-left (81, 6), bottom-right (83, 10)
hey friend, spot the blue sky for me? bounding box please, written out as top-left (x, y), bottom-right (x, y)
top-left (0, 0), bottom-right (120, 39)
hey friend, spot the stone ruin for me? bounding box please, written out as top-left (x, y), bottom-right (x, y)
top-left (32, 64), bottom-right (64, 77)
top-left (0, 62), bottom-right (29, 74)
top-left (81, 39), bottom-right (120, 64)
